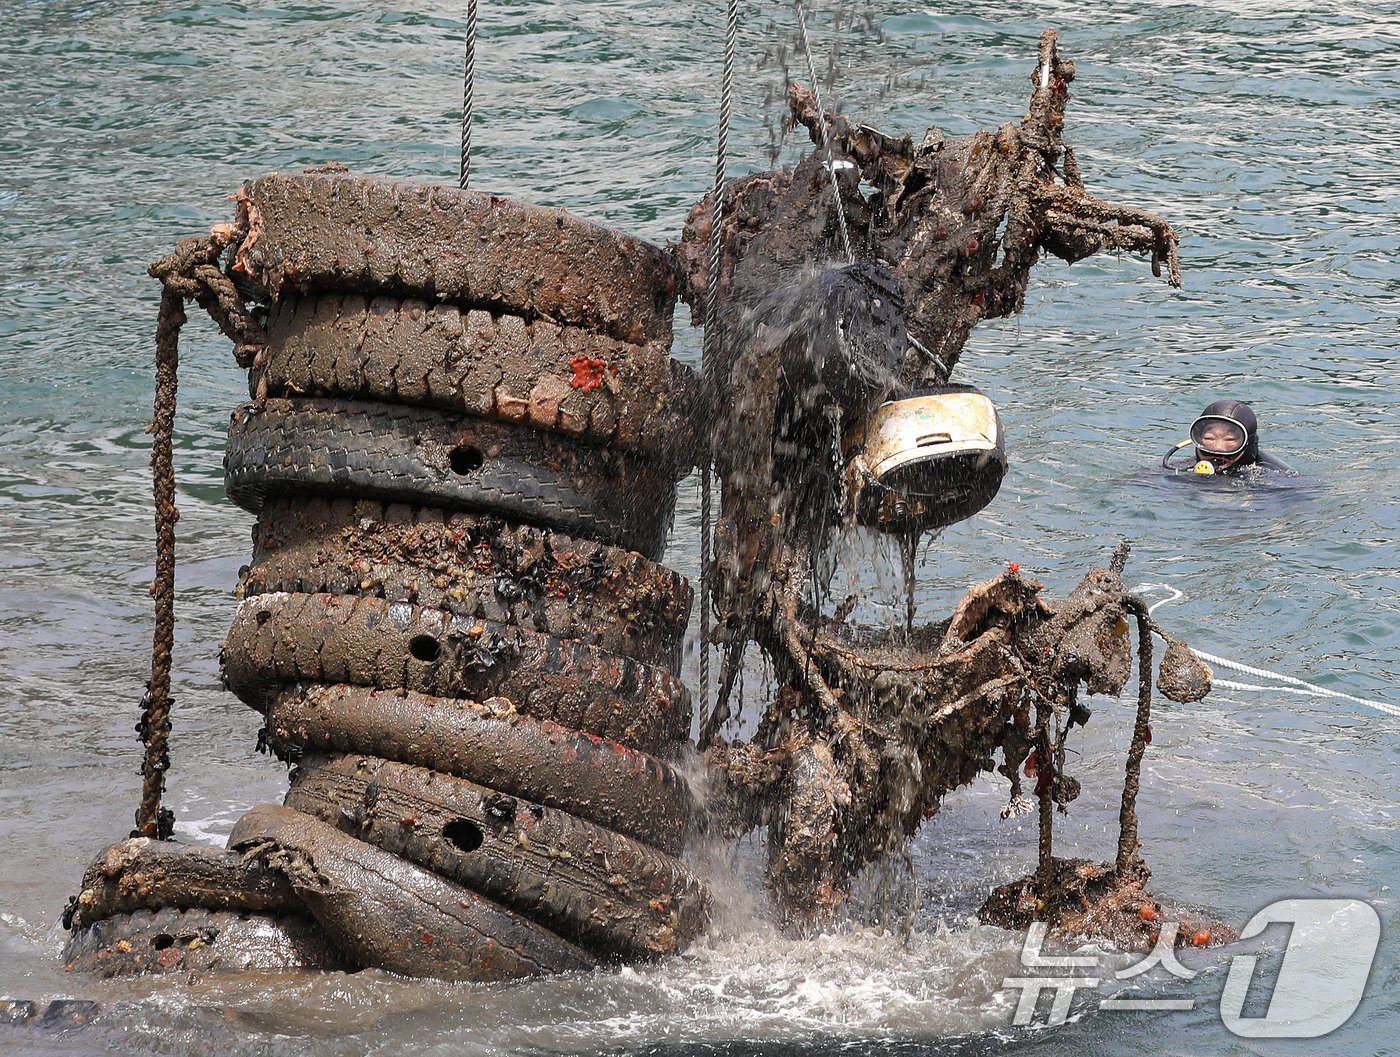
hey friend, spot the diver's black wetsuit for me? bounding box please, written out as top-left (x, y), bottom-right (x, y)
top-left (1250, 450), bottom-right (1296, 473)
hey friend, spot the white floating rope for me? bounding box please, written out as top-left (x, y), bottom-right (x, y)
top-left (1131, 582), bottom-right (1399, 720)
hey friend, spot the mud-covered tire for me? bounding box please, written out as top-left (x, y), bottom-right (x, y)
top-left (265, 684), bottom-right (690, 848)
top-left (286, 752), bottom-right (709, 959)
top-left (233, 168), bottom-right (679, 345)
top-left (243, 498), bottom-right (690, 671)
top-left (69, 838), bottom-right (301, 930)
top-left (221, 592), bottom-right (691, 750)
top-left (62, 907), bottom-right (343, 977)
top-left (229, 804), bottom-right (594, 980)
top-left (223, 398), bottom-right (677, 560)
top-left (253, 293), bottom-right (699, 464)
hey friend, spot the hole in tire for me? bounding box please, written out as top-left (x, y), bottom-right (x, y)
top-left (151, 933), bottom-right (176, 950)
top-left (409, 635), bottom-right (441, 662)
top-left (449, 445), bottom-right (485, 474)
top-left (443, 818), bottom-right (484, 853)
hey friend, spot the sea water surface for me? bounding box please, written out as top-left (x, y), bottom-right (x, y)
top-left (1, 1), bottom-right (1397, 1054)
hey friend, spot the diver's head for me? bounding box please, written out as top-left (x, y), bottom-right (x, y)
top-left (1190, 399), bottom-right (1259, 472)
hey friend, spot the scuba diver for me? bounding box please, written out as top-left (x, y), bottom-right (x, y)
top-left (1162, 399), bottom-right (1297, 476)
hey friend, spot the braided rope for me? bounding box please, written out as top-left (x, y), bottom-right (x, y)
top-left (1203, 664), bottom-right (1400, 719)
top-left (135, 226), bottom-right (257, 838)
top-left (134, 287), bottom-right (183, 839)
top-left (1136, 583), bottom-right (1398, 719)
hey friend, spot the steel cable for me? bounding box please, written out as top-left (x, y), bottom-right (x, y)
top-left (459, 0), bottom-right (479, 189)
top-left (698, 0), bottom-right (740, 736)
top-left (793, 0), bottom-right (853, 264)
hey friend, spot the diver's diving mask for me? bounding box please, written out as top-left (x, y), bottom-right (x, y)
top-left (1189, 414), bottom-right (1248, 456)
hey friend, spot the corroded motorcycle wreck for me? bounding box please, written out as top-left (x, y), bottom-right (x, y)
top-left (61, 29), bottom-right (1229, 983)
top-left (679, 29), bottom-right (1226, 949)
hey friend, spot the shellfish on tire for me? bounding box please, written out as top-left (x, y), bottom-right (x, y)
top-left (67, 838), bottom-right (301, 930)
top-left (286, 751), bottom-right (709, 959)
top-left (263, 683), bottom-right (691, 849)
top-left (233, 168), bottom-right (680, 345)
top-left (63, 906), bottom-right (344, 977)
top-left (221, 592), bottom-right (691, 750)
top-left (224, 398), bottom-right (679, 560)
top-left (242, 497), bottom-right (690, 671)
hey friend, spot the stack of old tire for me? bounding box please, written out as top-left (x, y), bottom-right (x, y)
top-left (63, 168), bottom-right (710, 981)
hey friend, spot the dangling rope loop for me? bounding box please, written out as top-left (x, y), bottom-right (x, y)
top-left (134, 286), bottom-right (183, 840)
top-left (136, 225), bottom-right (259, 838)
top-left (459, 0), bottom-right (480, 189)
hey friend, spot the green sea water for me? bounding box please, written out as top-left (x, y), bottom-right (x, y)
top-left (1, 1), bottom-right (1397, 1054)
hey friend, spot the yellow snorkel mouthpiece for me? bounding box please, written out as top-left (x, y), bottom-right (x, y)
top-left (1194, 459), bottom-right (1216, 476)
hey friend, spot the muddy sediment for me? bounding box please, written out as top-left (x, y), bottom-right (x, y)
top-left (255, 293), bottom-right (698, 459)
top-left (234, 169), bottom-right (679, 345)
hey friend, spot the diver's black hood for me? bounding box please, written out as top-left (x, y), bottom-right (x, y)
top-left (1197, 398), bottom-right (1260, 465)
